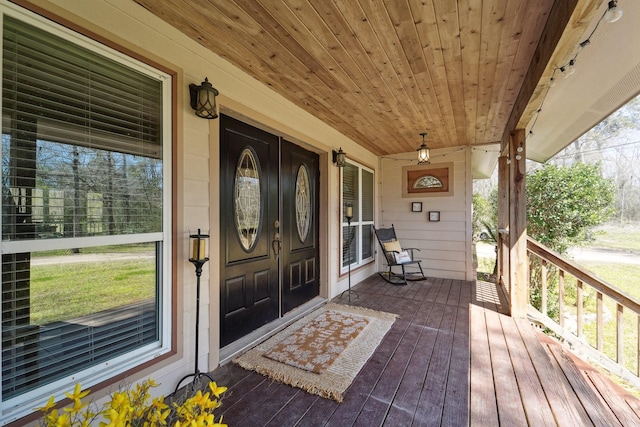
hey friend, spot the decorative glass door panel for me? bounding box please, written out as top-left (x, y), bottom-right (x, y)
top-left (295, 164), bottom-right (311, 242)
top-left (234, 148), bottom-right (262, 251)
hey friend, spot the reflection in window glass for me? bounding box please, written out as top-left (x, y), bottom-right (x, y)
top-left (2, 244), bottom-right (159, 399)
top-left (2, 138), bottom-right (163, 240)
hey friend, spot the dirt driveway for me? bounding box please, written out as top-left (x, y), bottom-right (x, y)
top-left (31, 252), bottom-right (154, 266)
top-left (477, 242), bottom-right (640, 265)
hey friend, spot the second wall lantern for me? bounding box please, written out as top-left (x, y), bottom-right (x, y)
top-left (332, 147), bottom-right (347, 167)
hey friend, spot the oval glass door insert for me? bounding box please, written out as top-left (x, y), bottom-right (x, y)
top-left (235, 148), bottom-right (262, 251)
top-left (295, 164), bottom-right (311, 242)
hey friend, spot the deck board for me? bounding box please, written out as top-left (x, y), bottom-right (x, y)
top-left (585, 371), bottom-right (640, 426)
top-left (485, 309), bottom-right (528, 426)
top-left (210, 274), bottom-right (640, 426)
top-left (545, 342), bottom-right (623, 427)
top-left (498, 314), bottom-right (556, 426)
top-left (514, 317), bottom-right (594, 426)
top-left (441, 286), bottom-right (470, 427)
top-left (469, 305), bottom-right (499, 426)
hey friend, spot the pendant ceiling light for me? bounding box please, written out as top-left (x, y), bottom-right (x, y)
top-left (417, 132), bottom-right (430, 164)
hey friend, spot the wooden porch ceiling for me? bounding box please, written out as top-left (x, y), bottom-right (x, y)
top-left (133, 0), bottom-right (601, 157)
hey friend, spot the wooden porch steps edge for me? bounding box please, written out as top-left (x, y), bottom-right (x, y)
top-left (535, 329), bottom-right (640, 426)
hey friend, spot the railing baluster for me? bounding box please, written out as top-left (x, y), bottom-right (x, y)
top-left (527, 237), bottom-right (640, 390)
top-left (637, 315), bottom-right (640, 376)
top-left (559, 270), bottom-right (565, 328)
top-left (541, 260), bottom-right (548, 316)
top-left (597, 292), bottom-right (603, 351)
top-left (577, 280), bottom-right (583, 338)
top-left (618, 303), bottom-right (624, 365)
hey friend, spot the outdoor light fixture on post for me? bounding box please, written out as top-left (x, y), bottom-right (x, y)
top-left (340, 204), bottom-right (358, 302)
top-left (332, 147), bottom-right (347, 167)
top-left (189, 77), bottom-right (219, 119)
top-left (173, 229), bottom-right (215, 394)
top-left (417, 132), bottom-right (430, 164)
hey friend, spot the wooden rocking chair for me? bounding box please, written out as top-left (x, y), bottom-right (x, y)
top-left (374, 225), bottom-right (426, 285)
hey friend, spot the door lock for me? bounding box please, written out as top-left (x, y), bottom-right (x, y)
top-left (272, 230), bottom-right (281, 258)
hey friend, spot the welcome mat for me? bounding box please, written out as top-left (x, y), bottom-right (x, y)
top-left (263, 309), bottom-right (370, 373)
top-left (233, 303), bottom-right (397, 402)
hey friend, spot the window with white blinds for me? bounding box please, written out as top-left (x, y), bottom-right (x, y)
top-left (0, 7), bottom-right (171, 419)
top-left (341, 161), bottom-right (374, 270)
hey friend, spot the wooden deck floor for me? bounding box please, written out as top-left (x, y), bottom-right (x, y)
top-left (211, 274), bottom-right (640, 426)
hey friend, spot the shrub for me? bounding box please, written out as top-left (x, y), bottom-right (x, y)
top-left (36, 379), bottom-right (228, 426)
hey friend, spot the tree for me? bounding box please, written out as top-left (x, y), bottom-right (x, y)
top-left (549, 94), bottom-right (640, 222)
top-left (472, 191), bottom-right (499, 276)
top-left (472, 193), bottom-right (491, 241)
top-left (527, 162), bottom-right (616, 254)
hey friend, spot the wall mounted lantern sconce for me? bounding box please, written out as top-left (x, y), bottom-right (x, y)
top-left (189, 77), bottom-right (219, 119)
top-left (417, 132), bottom-right (430, 164)
top-left (332, 147), bottom-right (347, 167)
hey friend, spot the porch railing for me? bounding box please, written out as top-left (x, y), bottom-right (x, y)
top-left (526, 236), bottom-right (640, 390)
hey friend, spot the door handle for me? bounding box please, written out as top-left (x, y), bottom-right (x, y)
top-left (272, 232), bottom-right (281, 258)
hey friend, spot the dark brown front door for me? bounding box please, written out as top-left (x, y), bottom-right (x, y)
top-left (281, 139), bottom-right (319, 314)
top-left (219, 116), bottom-right (319, 347)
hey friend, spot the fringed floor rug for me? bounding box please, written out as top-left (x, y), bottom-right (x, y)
top-left (233, 302), bottom-right (397, 402)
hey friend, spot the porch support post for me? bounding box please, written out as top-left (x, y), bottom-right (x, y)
top-left (509, 129), bottom-right (528, 317)
top-left (497, 144), bottom-right (510, 293)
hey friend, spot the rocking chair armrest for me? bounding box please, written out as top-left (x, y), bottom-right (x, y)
top-left (404, 247), bottom-right (420, 258)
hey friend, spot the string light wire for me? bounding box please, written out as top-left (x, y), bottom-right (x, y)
top-left (527, 1), bottom-right (623, 138)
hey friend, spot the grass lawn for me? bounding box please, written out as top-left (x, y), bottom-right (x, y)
top-left (30, 245), bottom-right (156, 325)
top-left (589, 222), bottom-right (640, 252)
top-left (560, 262), bottom-right (640, 374)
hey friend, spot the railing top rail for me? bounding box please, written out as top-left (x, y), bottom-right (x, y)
top-left (527, 236), bottom-right (640, 315)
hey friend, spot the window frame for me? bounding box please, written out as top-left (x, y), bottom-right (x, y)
top-left (340, 159), bottom-right (375, 273)
top-left (0, 3), bottom-right (173, 423)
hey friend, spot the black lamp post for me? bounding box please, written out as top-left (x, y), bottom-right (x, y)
top-left (340, 204), bottom-right (359, 302)
top-left (173, 229), bottom-right (215, 394)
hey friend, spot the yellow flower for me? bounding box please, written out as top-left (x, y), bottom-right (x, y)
top-left (208, 382), bottom-right (228, 399)
top-left (189, 390), bottom-right (210, 407)
top-left (36, 395), bottom-right (56, 413)
top-left (51, 412), bottom-right (71, 427)
top-left (154, 408), bottom-right (171, 425)
top-left (109, 391), bottom-right (129, 410)
top-left (99, 408), bottom-right (127, 427)
top-left (211, 415), bottom-right (227, 427)
top-left (65, 383), bottom-right (90, 402)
